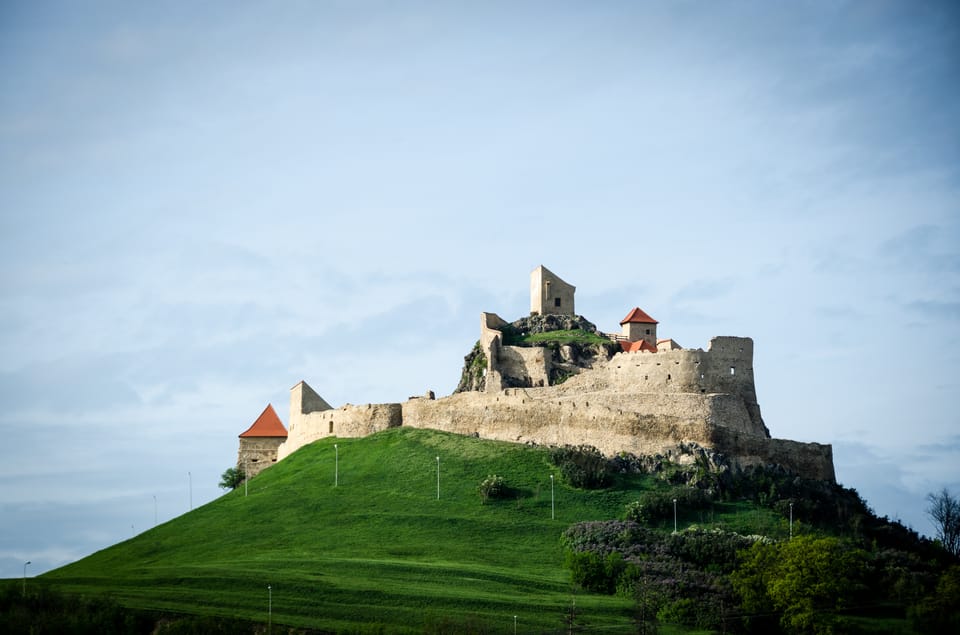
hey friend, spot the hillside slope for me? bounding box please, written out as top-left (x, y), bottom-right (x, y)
top-left (42, 429), bottom-right (661, 633)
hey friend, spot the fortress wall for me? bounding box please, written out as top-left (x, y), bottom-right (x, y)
top-left (399, 387), bottom-right (832, 480)
top-left (278, 403), bottom-right (402, 460)
top-left (480, 312), bottom-right (507, 356)
top-left (401, 389), bottom-right (755, 457)
top-left (238, 437), bottom-right (285, 478)
top-left (497, 345), bottom-right (550, 388)
top-left (560, 337), bottom-right (768, 436)
top-left (592, 338), bottom-right (756, 396)
top-left (480, 312), bottom-right (506, 391)
top-left (710, 428), bottom-right (836, 482)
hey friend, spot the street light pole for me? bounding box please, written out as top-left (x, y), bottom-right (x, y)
top-left (244, 460), bottom-right (248, 497)
top-left (188, 471), bottom-right (192, 511)
top-left (153, 495), bottom-right (158, 527)
top-left (673, 498), bottom-right (678, 533)
top-left (789, 502), bottom-right (794, 539)
top-left (22, 561), bottom-right (30, 597)
top-left (268, 584), bottom-right (272, 634)
top-left (514, 615), bottom-right (517, 634)
top-left (550, 474), bottom-right (555, 520)
top-left (335, 444), bottom-right (339, 487)
top-left (436, 456), bottom-right (440, 500)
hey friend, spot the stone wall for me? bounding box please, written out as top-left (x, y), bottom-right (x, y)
top-left (238, 437), bottom-right (285, 478)
top-left (279, 401), bottom-right (402, 460)
top-left (497, 345), bottom-right (550, 388)
top-left (530, 265), bottom-right (575, 315)
top-left (560, 337), bottom-right (769, 436)
top-left (274, 336), bottom-right (834, 482)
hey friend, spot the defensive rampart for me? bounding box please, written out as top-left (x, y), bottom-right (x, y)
top-left (275, 336), bottom-right (835, 481)
top-left (278, 381), bottom-right (402, 461)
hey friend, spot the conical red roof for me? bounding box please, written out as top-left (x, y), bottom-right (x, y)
top-left (620, 307), bottom-right (658, 325)
top-left (238, 404), bottom-right (287, 438)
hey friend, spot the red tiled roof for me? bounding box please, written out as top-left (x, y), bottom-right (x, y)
top-left (239, 404), bottom-right (288, 438)
top-left (620, 307), bottom-right (658, 325)
top-left (619, 339), bottom-right (658, 353)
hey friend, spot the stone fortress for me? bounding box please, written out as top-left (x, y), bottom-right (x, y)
top-left (238, 266), bottom-right (835, 482)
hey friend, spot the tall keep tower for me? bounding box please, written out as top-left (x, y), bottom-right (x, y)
top-left (530, 265), bottom-right (575, 316)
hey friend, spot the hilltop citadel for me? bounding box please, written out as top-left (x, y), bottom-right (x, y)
top-left (238, 266), bottom-right (835, 482)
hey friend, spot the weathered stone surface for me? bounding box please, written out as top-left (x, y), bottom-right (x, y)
top-left (275, 334), bottom-right (835, 481)
top-left (238, 437), bottom-right (285, 478)
top-left (248, 266), bottom-right (835, 483)
top-left (278, 400), bottom-right (402, 461)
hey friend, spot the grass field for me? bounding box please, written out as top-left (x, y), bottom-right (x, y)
top-left (40, 428), bottom-right (786, 633)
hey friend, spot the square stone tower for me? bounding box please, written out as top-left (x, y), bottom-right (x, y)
top-left (620, 307), bottom-right (658, 347)
top-left (530, 265), bottom-right (575, 316)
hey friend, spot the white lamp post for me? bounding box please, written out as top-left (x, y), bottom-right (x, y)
top-left (789, 502), bottom-right (794, 539)
top-left (436, 456), bottom-right (440, 500)
top-left (22, 560), bottom-right (30, 597)
top-left (245, 460), bottom-right (248, 497)
top-left (153, 495), bottom-right (158, 527)
top-left (550, 474), bottom-right (555, 520)
top-left (268, 584), bottom-right (272, 634)
top-left (673, 498), bottom-right (677, 533)
top-left (188, 471), bottom-right (193, 510)
top-left (514, 615), bottom-right (517, 634)
top-left (335, 444), bottom-right (339, 487)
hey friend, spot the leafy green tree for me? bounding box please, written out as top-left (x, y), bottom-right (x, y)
top-left (910, 565), bottom-right (960, 633)
top-left (926, 488), bottom-right (960, 557)
top-left (218, 466), bottom-right (245, 490)
top-left (732, 535), bottom-right (866, 634)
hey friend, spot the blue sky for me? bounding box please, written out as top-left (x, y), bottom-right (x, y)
top-left (1, 1), bottom-right (958, 578)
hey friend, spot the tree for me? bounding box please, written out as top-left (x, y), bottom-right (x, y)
top-left (218, 466), bottom-right (245, 490)
top-left (731, 535), bottom-right (867, 634)
top-left (926, 488), bottom-right (960, 557)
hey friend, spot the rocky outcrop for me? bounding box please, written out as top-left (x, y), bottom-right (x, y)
top-left (460, 313), bottom-right (620, 393)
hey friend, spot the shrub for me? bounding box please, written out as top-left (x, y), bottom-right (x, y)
top-left (551, 445), bottom-right (612, 489)
top-left (218, 467), bottom-right (245, 490)
top-left (566, 550), bottom-right (626, 594)
top-left (478, 475), bottom-right (506, 503)
top-left (624, 486), bottom-right (713, 525)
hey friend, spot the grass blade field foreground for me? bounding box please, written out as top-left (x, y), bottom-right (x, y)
top-left (40, 428), bottom-right (667, 633)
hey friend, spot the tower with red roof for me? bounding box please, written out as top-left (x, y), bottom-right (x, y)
top-left (620, 307), bottom-right (659, 349)
top-left (237, 404), bottom-right (288, 479)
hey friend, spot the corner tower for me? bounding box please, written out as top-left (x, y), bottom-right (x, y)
top-left (530, 265), bottom-right (575, 316)
top-left (237, 404), bottom-right (288, 478)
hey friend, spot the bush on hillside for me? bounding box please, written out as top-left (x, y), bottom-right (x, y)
top-left (477, 475), bottom-right (507, 503)
top-left (551, 445), bottom-right (612, 489)
top-left (218, 467), bottom-right (245, 490)
top-left (624, 486), bottom-right (713, 526)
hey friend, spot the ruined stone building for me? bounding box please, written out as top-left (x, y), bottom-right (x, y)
top-left (236, 266), bottom-right (835, 482)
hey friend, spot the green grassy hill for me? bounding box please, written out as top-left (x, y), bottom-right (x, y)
top-left (37, 428), bottom-right (794, 633)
